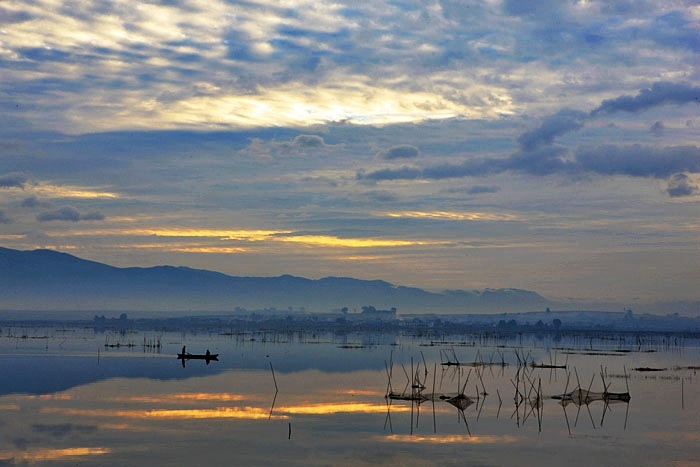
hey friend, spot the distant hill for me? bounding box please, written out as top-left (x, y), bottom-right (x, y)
top-left (0, 247), bottom-right (553, 315)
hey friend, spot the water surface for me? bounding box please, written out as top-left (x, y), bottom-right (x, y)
top-left (0, 326), bottom-right (697, 466)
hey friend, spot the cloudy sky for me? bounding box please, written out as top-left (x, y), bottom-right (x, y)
top-left (1, 0), bottom-right (699, 308)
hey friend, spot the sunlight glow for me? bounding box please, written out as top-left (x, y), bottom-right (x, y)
top-left (276, 235), bottom-right (431, 248)
top-left (155, 83), bottom-right (473, 129)
top-left (44, 228), bottom-right (435, 250)
top-left (33, 184), bottom-right (120, 199)
top-left (384, 211), bottom-right (519, 221)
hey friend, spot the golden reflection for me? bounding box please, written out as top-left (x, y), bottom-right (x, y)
top-left (382, 434), bottom-right (521, 444)
top-left (112, 393), bottom-right (247, 403)
top-left (42, 406), bottom-right (287, 420)
top-left (337, 389), bottom-right (385, 397)
top-left (0, 404), bottom-right (20, 411)
top-left (279, 402), bottom-right (406, 415)
top-left (0, 447), bottom-right (111, 462)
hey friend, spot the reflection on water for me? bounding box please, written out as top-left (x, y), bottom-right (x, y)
top-left (0, 326), bottom-right (698, 466)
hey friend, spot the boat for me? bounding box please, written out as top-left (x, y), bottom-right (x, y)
top-left (177, 346), bottom-right (219, 366)
top-left (177, 352), bottom-right (219, 361)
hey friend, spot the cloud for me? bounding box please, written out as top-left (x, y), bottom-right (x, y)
top-left (575, 145), bottom-right (700, 179)
top-left (501, 0), bottom-right (565, 17)
top-left (591, 82), bottom-right (700, 116)
top-left (377, 145), bottom-right (420, 160)
top-left (357, 166), bottom-right (422, 181)
top-left (666, 173), bottom-right (698, 198)
top-left (290, 134), bottom-right (327, 148)
top-left (358, 82), bottom-right (700, 192)
top-left (0, 210), bottom-right (11, 224)
top-left (32, 424), bottom-right (97, 437)
top-left (21, 196), bottom-right (41, 208)
top-left (360, 190), bottom-right (398, 203)
top-left (359, 144), bottom-right (700, 185)
top-left (517, 110), bottom-right (587, 151)
top-left (650, 121), bottom-right (665, 137)
top-left (445, 185), bottom-right (501, 196)
top-left (0, 173), bottom-right (27, 189)
top-left (37, 206), bottom-right (105, 222)
top-left (465, 185), bottom-right (500, 195)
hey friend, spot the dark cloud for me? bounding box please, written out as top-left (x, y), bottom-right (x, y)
top-left (377, 145), bottom-right (420, 160)
top-left (650, 11), bottom-right (700, 51)
top-left (21, 196), bottom-right (41, 208)
top-left (357, 166), bottom-right (422, 181)
top-left (666, 173), bottom-right (698, 198)
top-left (37, 206), bottom-right (105, 222)
top-left (32, 423), bottom-right (97, 437)
top-left (0, 210), bottom-right (11, 224)
top-left (465, 185), bottom-right (500, 195)
top-left (575, 145), bottom-right (700, 178)
top-left (591, 82), bottom-right (700, 116)
top-left (360, 82), bottom-right (700, 191)
top-left (650, 121), bottom-right (665, 137)
top-left (517, 110), bottom-right (587, 151)
top-left (0, 172), bottom-right (27, 189)
top-left (507, 145), bottom-right (573, 176)
top-left (361, 190), bottom-right (398, 203)
top-left (359, 144), bottom-right (700, 188)
top-left (292, 134), bottom-right (326, 148)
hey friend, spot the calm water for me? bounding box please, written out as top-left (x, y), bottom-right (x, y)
top-left (0, 325), bottom-right (698, 466)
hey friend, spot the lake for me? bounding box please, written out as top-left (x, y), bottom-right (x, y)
top-left (0, 325), bottom-right (698, 466)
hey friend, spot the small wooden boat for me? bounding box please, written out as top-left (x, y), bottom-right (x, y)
top-left (177, 352), bottom-right (219, 360)
top-left (177, 347), bottom-right (218, 366)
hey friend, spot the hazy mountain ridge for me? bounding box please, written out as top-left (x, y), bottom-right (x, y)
top-left (0, 247), bottom-right (554, 315)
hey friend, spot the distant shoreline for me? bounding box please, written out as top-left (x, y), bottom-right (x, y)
top-left (1, 308), bottom-right (699, 334)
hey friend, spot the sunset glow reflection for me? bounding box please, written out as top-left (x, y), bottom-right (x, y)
top-left (382, 434), bottom-right (522, 444)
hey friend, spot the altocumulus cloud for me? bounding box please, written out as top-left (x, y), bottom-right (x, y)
top-left (377, 145), bottom-right (420, 160)
top-left (37, 206), bottom-right (105, 222)
top-left (358, 82), bottom-right (700, 194)
top-left (0, 172), bottom-right (27, 189)
top-left (291, 135), bottom-right (327, 148)
top-left (666, 173), bottom-right (698, 198)
top-left (591, 82), bottom-right (700, 116)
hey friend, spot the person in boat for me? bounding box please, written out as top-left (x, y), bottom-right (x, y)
top-left (206, 349), bottom-right (210, 357)
top-left (182, 346), bottom-right (186, 355)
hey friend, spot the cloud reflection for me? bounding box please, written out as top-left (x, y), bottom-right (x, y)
top-left (42, 406), bottom-right (285, 420)
top-left (279, 402), bottom-right (404, 415)
top-left (382, 434), bottom-right (522, 444)
top-left (0, 447), bottom-right (111, 462)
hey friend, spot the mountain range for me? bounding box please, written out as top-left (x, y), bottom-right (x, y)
top-left (0, 247), bottom-right (553, 316)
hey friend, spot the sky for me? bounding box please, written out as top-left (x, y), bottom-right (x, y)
top-left (0, 0), bottom-right (699, 309)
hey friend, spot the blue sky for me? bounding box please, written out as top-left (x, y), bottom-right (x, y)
top-left (1, 0), bottom-right (699, 309)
